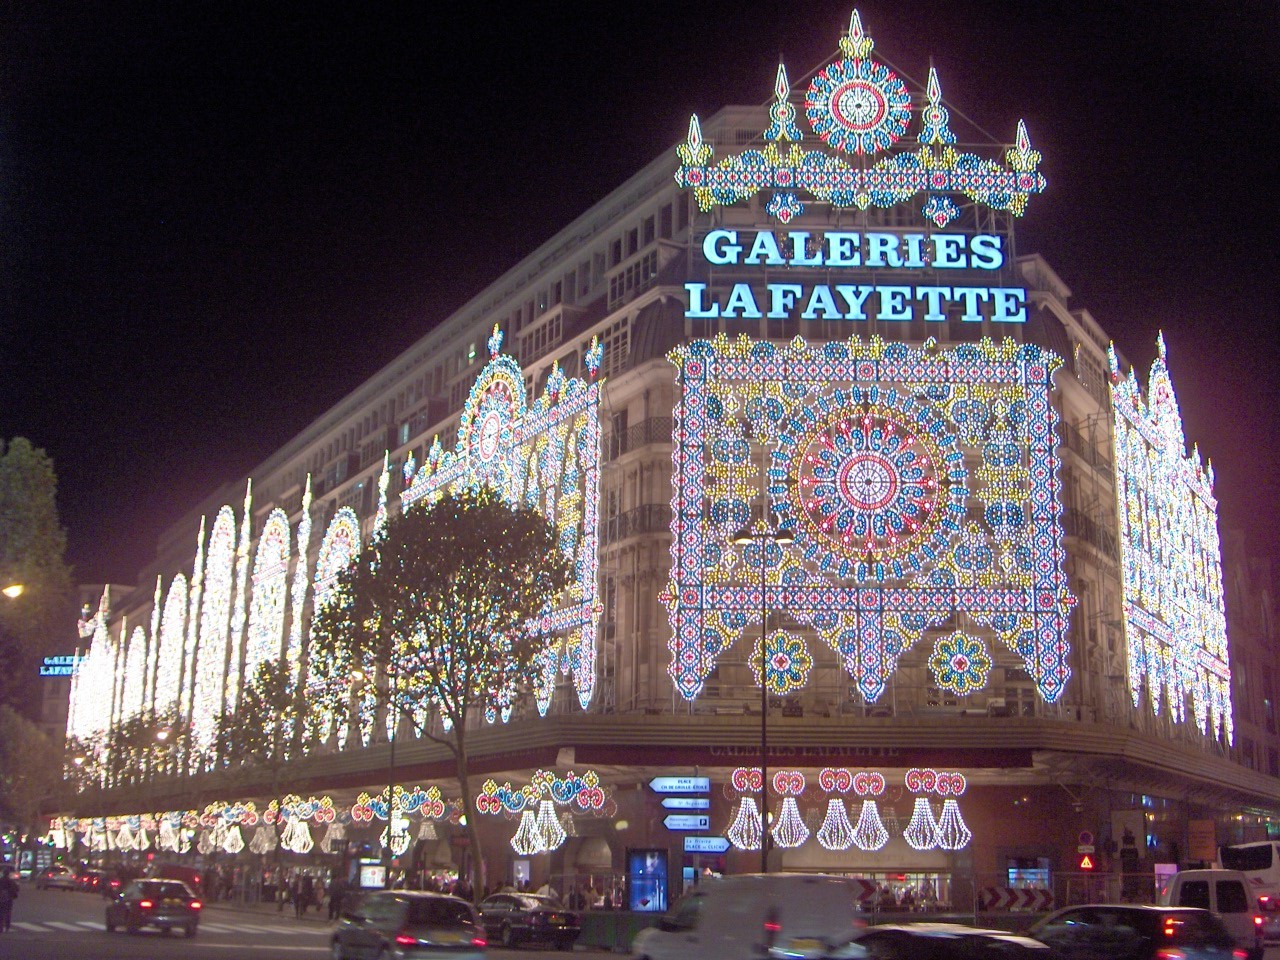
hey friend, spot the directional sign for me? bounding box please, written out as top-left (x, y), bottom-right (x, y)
top-left (684, 836), bottom-right (730, 854)
top-left (649, 777), bottom-right (710, 794)
top-left (662, 797), bottom-right (710, 810)
top-left (663, 814), bottom-right (711, 831)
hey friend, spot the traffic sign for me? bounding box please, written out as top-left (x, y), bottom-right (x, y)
top-left (684, 836), bottom-right (730, 854)
top-left (1078, 854), bottom-right (1095, 871)
top-left (649, 777), bottom-right (710, 794)
top-left (662, 797), bottom-right (710, 810)
top-left (663, 814), bottom-right (711, 831)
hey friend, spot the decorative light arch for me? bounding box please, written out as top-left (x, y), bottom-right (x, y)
top-left (192, 506), bottom-right (237, 754)
top-left (245, 508), bottom-right (292, 680)
top-left (154, 574), bottom-right (188, 716)
top-left (121, 626), bottom-right (148, 721)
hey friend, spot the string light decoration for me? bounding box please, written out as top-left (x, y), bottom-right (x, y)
top-left (535, 799), bottom-right (568, 851)
top-left (1110, 335), bottom-right (1232, 740)
top-left (928, 631), bottom-right (993, 696)
top-left (121, 626), bottom-right (147, 720)
top-left (771, 796), bottom-right (809, 848)
top-left (192, 506), bottom-right (238, 755)
top-left (307, 507), bottom-right (362, 746)
top-left (665, 334), bottom-right (1075, 705)
top-left (510, 809), bottom-right (543, 856)
top-left (816, 798), bottom-right (855, 851)
top-left (287, 476), bottom-right (313, 683)
top-left (226, 482), bottom-right (254, 711)
top-left (935, 799), bottom-right (972, 850)
top-left (903, 797), bottom-right (941, 851)
top-left (852, 799), bottom-right (890, 851)
top-left (401, 328), bottom-right (604, 713)
top-left (727, 796), bottom-right (764, 851)
top-left (751, 630), bottom-right (813, 696)
top-left (674, 11), bottom-right (1045, 225)
top-left (222, 824), bottom-right (245, 854)
top-left (250, 825), bottom-right (276, 854)
top-left (245, 508), bottom-right (291, 682)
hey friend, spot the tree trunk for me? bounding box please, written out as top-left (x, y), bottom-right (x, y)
top-left (453, 723), bottom-right (486, 902)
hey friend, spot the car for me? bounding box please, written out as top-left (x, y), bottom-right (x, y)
top-left (479, 892), bottom-right (581, 949)
top-left (77, 868), bottom-right (108, 892)
top-left (1159, 868), bottom-right (1264, 959)
top-left (331, 890), bottom-right (486, 959)
top-left (852, 922), bottom-right (1053, 959)
top-left (1028, 904), bottom-right (1249, 960)
top-left (631, 874), bottom-right (869, 960)
top-left (35, 865), bottom-right (78, 891)
top-left (105, 878), bottom-right (202, 937)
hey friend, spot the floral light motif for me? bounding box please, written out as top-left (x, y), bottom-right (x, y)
top-left (674, 11), bottom-right (1046, 223)
top-left (751, 630), bottom-right (813, 695)
top-left (665, 335), bottom-right (1074, 704)
top-left (928, 632), bottom-right (993, 696)
top-left (401, 332), bottom-right (603, 713)
top-left (1110, 335), bottom-right (1232, 740)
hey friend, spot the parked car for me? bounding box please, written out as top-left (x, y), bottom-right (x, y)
top-left (35, 865), bottom-right (78, 891)
top-left (331, 890), bottom-right (486, 960)
top-left (77, 868), bottom-right (108, 892)
top-left (105, 878), bottom-right (202, 937)
top-left (1029, 904), bottom-right (1249, 960)
top-left (1158, 868), bottom-right (1264, 959)
top-left (478, 892), bottom-right (580, 949)
top-left (631, 874), bottom-right (869, 960)
top-left (852, 923), bottom-right (1053, 959)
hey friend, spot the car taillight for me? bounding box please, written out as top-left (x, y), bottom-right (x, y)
top-left (471, 937), bottom-right (487, 947)
top-left (395, 933), bottom-right (418, 946)
top-left (1233, 950), bottom-right (1251, 959)
top-left (1255, 913), bottom-right (1264, 927)
top-left (189, 900), bottom-right (202, 910)
top-left (763, 906), bottom-right (781, 949)
top-left (1153, 950), bottom-right (1186, 959)
top-left (139, 900), bottom-right (154, 909)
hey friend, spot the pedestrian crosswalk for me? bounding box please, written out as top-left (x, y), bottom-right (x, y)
top-left (11, 917), bottom-right (332, 936)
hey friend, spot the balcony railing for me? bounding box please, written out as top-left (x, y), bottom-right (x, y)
top-left (599, 504), bottom-right (672, 547)
top-left (604, 417), bottom-right (673, 462)
top-left (1063, 507), bottom-right (1120, 561)
top-left (1059, 419), bottom-right (1113, 475)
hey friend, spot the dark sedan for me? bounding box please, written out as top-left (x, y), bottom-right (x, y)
top-left (852, 922), bottom-right (1054, 959)
top-left (105, 878), bottom-right (202, 937)
top-left (332, 891), bottom-right (486, 959)
top-left (478, 893), bottom-right (580, 949)
top-left (1028, 905), bottom-right (1249, 960)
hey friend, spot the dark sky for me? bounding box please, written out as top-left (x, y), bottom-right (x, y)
top-left (2, 2), bottom-right (1278, 584)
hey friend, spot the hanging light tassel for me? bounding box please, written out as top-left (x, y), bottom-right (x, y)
top-left (197, 829), bottom-right (214, 855)
top-left (559, 811), bottom-right (578, 838)
top-left (852, 799), bottom-right (890, 851)
top-left (135, 828), bottom-right (151, 852)
top-left (250, 824), bottom-right (276, 854)
top-left (771, 796), bottom-right (809, 849)
top-left (323, 821), bottom-right (347, 853)
top-left (816, 798), bottom-right (854, 851)
top-left (511, 809), bottom-right (543, 856)
top-left (727, 797), bottom-right (763, 851)
top-left (903, 797), bottom-right (941, 851)
top-left (417, 820), bottom-right (437, 841)
top-left (222, 824), bottom-right (245, 854)
top-left (535, 799), bottom-right (567, 851)
top-left (935, 799), bottom-right (972, 850)
top-left (159, 819), bottom-right (179, 853)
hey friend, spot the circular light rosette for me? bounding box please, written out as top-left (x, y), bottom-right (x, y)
top-left (805, 57), bottom-right (910, 155)
top-left (771, 387), bottom-right (967, 582)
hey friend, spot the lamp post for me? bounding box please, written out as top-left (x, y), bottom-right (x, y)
top-left (732, 523), bottom-right (793, 873)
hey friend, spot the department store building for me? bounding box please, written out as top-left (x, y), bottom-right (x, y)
top-left (61, 11), bottom-right (1280, 904)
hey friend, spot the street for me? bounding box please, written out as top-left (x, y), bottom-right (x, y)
top-left (0, 886), bottom-right (594, 960)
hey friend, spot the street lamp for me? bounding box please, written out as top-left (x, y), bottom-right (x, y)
top-left (2, 583), bottom-right (23, 599)
top-left (732, 523), bottom-right (794, 873)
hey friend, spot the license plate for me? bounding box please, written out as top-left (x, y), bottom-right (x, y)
top-left (550, 917), bottom-right (566, 925)
top-left (789, 938), bottom-right (823, 953)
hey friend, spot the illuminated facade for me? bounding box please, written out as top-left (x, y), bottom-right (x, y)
top-left (65, 9), bottom-right (1275, 906)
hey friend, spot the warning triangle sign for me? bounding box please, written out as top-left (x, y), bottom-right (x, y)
top-left (1079, 854), bottom-right (1094, 870)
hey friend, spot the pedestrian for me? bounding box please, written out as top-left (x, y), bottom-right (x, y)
top-left (296, 874), bottom-right (312, 919)
top-left (327, 874), bottom-right (348, 921)
top-left (0, 870), bottom-right (19, 932)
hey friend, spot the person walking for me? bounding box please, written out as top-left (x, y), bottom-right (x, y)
top-left (0, 870), bottom-right (19, 932)
top-left (327, 874), bottom-right (347, 921)
top-left (296, 874), bottom-right (313, 919)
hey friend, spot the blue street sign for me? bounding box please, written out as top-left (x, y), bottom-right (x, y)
top-left (684, 836), bottom-right (731, 854)
top-left (648, 776), bottom-right (710, 794)
top-left (663, 814), bottom-right (711, 831)
top-left (661, 797), bottom-right (710, 810)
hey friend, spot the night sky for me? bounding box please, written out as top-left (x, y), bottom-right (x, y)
top-left (2, 3), bottom-right (1277, 585)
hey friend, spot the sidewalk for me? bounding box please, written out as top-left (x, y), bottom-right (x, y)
top-left (204, 896), bottom-right (335, 924)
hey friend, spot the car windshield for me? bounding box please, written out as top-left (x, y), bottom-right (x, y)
top-left (139, 881), bottom-right (193, 900)
top-left (406, 898), bottom-right (474, 927)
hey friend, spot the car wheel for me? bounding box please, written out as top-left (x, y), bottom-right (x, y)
top-left (125, 922), bottom-right (139, 935)
top-left (502, 923), bottom-right (518, 948)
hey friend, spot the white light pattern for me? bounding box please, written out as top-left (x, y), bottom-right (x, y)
top-left (155, 574), bottom-right (188, 715)
top-left (935, 799), bottom-right (972, 850)
top-left (147, 577), bottom-right (162, 715)
top-left (308, 507), bottom-right (361, 746)
top-left (771, 796), bottom-right (809, 849)
top-left (121, 626), bottom-right (147, 720)
top-left (852, 799), bottom-right (890, 851)
top-left (192, 507), bottom-right (237, 755)
top-left (816, 798), bottom-right (854, 851)
top-left (727, 797), bottom-right (763, 851)
top-left (245, 508), bottom-right (291, 679)
top-left (535, 799), bottom-right (567, 851)
top-left (183, 518), bottom-right (206, 725)
top-left (287, 477), bottom-right (313, 681)
top-left (226, 482), bottom-right (253, 712)
top-left (511, 809), bottom-right (542, 855)
top-left (1110, 336), bottom-right (1232, 740)
top-left (903, 798), bottom-right (941, 851)
top-left (222, 824), bottom-right (245, 854)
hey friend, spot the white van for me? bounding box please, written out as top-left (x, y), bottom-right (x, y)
top-left (1158, 868), bottom-right (1264, 960)
top-left (630, 874), bottom-right (868, 960)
